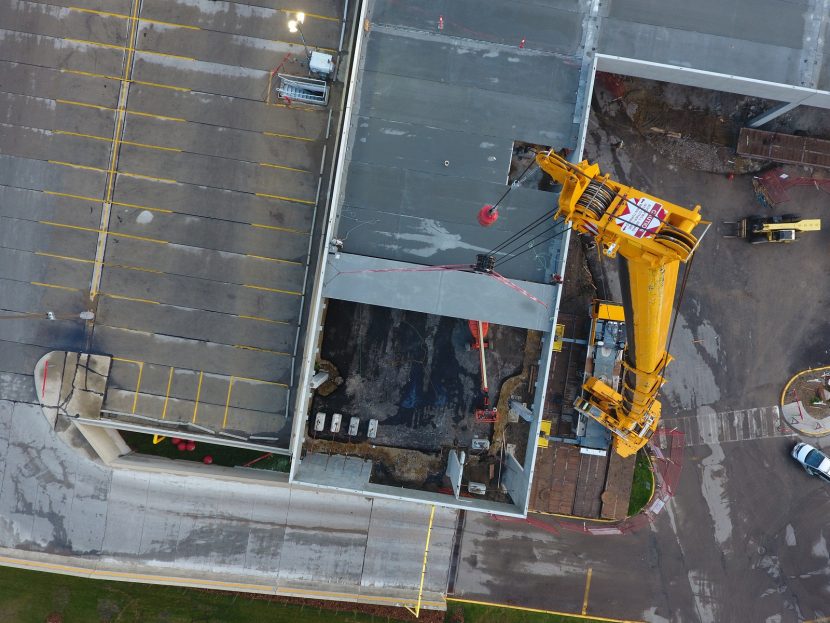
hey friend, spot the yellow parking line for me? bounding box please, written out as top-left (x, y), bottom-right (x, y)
top-left (50, 162), bottom-right (180, 185)
top-left (238, 315), bottom-right (290, 325)
top-left (108, 263), bottom-right (163, 274)
top-left (60, 68), bottom-right (122, 81)
top-left (54, 130), bottom-right (111, 142)
top-left (233, 344), bottom-right (291, 356)
top-left (56, 99), bottom-right (109, 111)
top-left (112, 356), bottom-right (143, 365)
top-left (222, 378), bottom-right (234, 428)
top-left (63, 69), bottom-right (191, 91)
top-left (48, 160), bottom-right (104, 173)
top-left (46, 191), bottom-right (172, 214)
top-left (406, 505), bottom-right (436, 617)
top-left (35, 251), bottom-right (94, 264)
top-left (582, 568), bottom-right (593, 615)
top-left (256, 192), bottom-right (316, 206)
top-left (250, 222), bottom-right (307, 235)
top-left (262, 131), bottom-right (314, 142)
top-left (30, 281), bottom-right (80, 292)
top-left (67, 39), bottom-right (196, 61)
top-left (124, 110), bottom-right (186, 123)
top-left (36, 251), bottom-right (160, 273)
top-left (112, 200), bottom-right (172, 214)
top-left (38, 221), bottom-right (168, 244)
top-left (122, 140), bottom-right (182, 152)
top-left (162, 366), bottom-right (174, 419)
top-left (131, 362), bottom-right (144, 413)
top-left (54, 130), bottom-right (183, 153)
top-left (103, 293), bottom-right (161, 305)
top-left (245, 254), bottom-right (302, 266)
top-left (67, 6), bottom-right (131, 20)
top-left (278, 9), bottom-right (340, 22)
top-left (259, 162), bottom-right (310, 173)
top-left (140, 16), bottom-right (201, 30)
top-left (56, 99), bottom-right (186, 122)
top-left (243, 284), bottom-right (302, 296)
top-left (445, 597), bottom-right (642, 623)
top-left (65, 38), bottom-right (125, 51)
top-left (61, 70), bottom-right (191, 93)
top-left (249, 223), bottom-right (307, 235)
top-left (230, 375), bottom-right (288, 388)
top-left (192, 371), bottom-right (204, 423)
top-left (132, 79), bottom-right (190, 92)
top-left (119, 171), bottom-right (178, 184)
top-left (137, 49), bottom-right (196, 62)
top-left (44, 190), bottom-right (100, 203)
top-left (68, 5), bottom-right (202, 30)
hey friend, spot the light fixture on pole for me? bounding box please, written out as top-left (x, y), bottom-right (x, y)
top-left (287, 12), bottom-right (311, 59)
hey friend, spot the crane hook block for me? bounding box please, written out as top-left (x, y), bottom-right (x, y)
top-left (475, 254), bottom-right (496, 273)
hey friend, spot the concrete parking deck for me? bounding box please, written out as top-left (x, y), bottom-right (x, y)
top-left (0, 0), bottom-right (345, 448)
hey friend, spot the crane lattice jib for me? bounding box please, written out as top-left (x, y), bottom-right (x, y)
top-left (535, 151), bottom-right (704, 458)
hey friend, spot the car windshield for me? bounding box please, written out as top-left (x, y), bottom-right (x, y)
top-left (805, 449), bottom-right (827, 468)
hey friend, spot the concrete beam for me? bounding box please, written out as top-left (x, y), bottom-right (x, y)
top-left (747, 101), bottom-right (802, 128)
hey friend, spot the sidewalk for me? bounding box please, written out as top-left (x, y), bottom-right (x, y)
top-left (780, 366), bottom-right (830, 437)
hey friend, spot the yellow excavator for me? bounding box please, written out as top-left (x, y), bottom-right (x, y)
top-left (536, 150), bottom-right (706, 457)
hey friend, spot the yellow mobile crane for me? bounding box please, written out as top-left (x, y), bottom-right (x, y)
top-left (536, 151), bottom-right (706, 457)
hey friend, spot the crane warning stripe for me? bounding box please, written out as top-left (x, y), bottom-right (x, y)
top-left (616, 197), bottom-right (666, 239)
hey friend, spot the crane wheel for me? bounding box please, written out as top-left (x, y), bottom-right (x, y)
top-left (655, 228), bottom-right (696, 258)
top-left (576, 180), bottom-right (615, 220)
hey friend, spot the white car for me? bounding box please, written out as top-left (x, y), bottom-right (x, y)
top-left (792, 442), bottom-right (830, 482)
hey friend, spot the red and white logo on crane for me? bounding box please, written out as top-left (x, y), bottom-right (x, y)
top-left (582, 221), bottom-right (599, 236)
top-left (615, 197), bottom-right (666, 239)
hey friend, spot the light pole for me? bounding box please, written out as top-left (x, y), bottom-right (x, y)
top-left (287, 12), bottom-right (311, 59)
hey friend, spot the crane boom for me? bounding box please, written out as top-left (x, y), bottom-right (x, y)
top-left (536, 151), bottom-right (704, 457)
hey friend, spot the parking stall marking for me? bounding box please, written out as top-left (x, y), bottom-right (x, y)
top-left (192, 370), bottom-right (204, 423)
top-left (37, 238), bottom-right (305, 296)
top-left (46, 158), bottom-right (315, 207)
top-left (161, 366), bottom-right (175, 419)
top-left (30, 281), bottom-right (81, 292)
top-left (233, 344), bottom-right (291, 356)
top-left (47, 159), bottom-right (177, 184)
top-left (0, 0), bottom-right (338, 441)
top-left (54, 130), bottom-right (183, 153)
top-left (51, 129), bottom-right (311, 176)
top-left (38, 220), bottom-right (168, 245)
top-left (56, 99), bottom-right (186, 122)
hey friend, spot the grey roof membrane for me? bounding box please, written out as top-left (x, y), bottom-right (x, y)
top-left (334, 0), bottom-right (830, 321)
top-left (336, 5), bottom-right (584, 289)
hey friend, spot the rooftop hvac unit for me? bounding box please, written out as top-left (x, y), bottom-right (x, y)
top-left (309, 51), bottom-right (334, 78)
top-left (348, 417), bottom-right (360, 436)
top-left (471, 438), bottom-right (490, 451)
top-left (467, 482), bottom-right (487, 495)
top-left (277, 74), bottom-right (329, 106)
top-left (330, 413), bottom-right (342, 433)
top-left (314, 412), bottom-right (326, 432)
